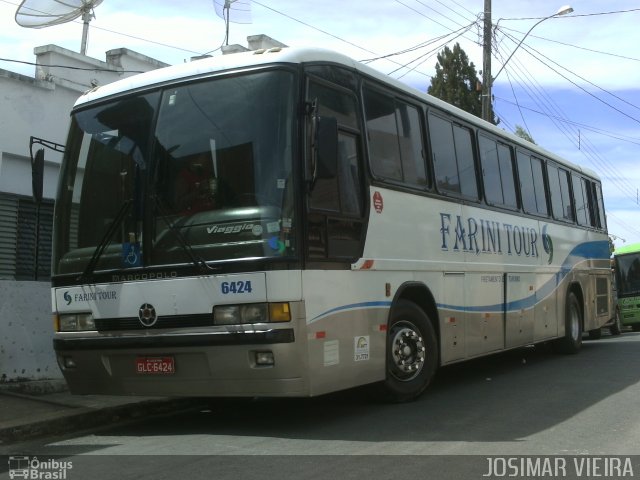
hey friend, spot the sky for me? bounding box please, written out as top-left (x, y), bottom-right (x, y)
top-left (1, 0), bottom-right (639, 248)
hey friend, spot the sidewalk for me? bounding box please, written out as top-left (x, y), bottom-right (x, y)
top-left (0, 380), bottom-right (201, 444)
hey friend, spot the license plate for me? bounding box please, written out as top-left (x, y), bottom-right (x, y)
top-left (136, 356), bottom-right (175, 375)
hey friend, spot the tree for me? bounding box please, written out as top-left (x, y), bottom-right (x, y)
top-left (514, 125), bottom-right (536, 144)
top-left (428, 43), bottom-right (498, 124)
top-left (609, 236), bottom-right (616, 256)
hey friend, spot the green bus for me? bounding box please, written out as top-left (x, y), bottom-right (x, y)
top-left (613, 242), bottom-right (640, 331)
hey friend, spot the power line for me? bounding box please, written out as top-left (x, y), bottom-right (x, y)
top-left (492, 39), bottom-right (639, 204)
top-left (0, 56), bottom-right (144, 73)
top-left (410, 0), bottom-right (475, 29)
top-left (500, 7), bottom-right (640, 21)
top-left (431, 0), bottom-right (477, 23)
top-left (251, 0), bottom-right (378, 56)
top-left (498, 24), bottom-right (640, 64)
top-left (393, 23), bottom-right (477, 79)
top-left (503, 32), bottom-right (640, 126)
top-left (493, 97), bottom-right (640, 147)
top-left (393, 0), bottom-right (482, 49)
top-left (499, 58), bottom-right (636, 200)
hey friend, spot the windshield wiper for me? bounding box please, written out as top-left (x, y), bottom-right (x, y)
top-left (152, 194), bottom-right (220, 273)
top-left (77, 199), bottom-right (133, 282)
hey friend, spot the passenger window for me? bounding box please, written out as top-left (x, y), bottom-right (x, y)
top-left (516, 152), bottom-right (547, 216)
top-left (363, 87), bottom-right (427, 188)
top-left (307, 79), bottom-right (365, 261)
top-left (338, 133), bottom-right (363, 216)
top-left (479, 134), bottom-right (517, 209)
top-left (364, 92), bottom-right (402, 181)
top-left (595, 183), bottom-right (606, 229)
top-left (585, 179), bottom-right (605, 229)
top-left (479, 136), bottom-right (501, 204)
top-left (429, 112), bottom-right (478, 199)
top-left (498, 144), bottom-right (517, 208)
top-left (453, 125), bottom-right (478, 199)
top-left (572, 174), bottom-right (590, 226)
top-left (548, 164), bottom-right (574, 222)
top-left (308, 80), bottom-right (362, 214)
top-left (429, 114), bottom-right (458, 193)
top-left (398, 103), bottom-right (428, 188)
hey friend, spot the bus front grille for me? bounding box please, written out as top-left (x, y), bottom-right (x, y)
top-left (95, 314), bottom-right (214, 331)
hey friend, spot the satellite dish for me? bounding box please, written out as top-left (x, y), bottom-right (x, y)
top-left (213, 0), bottom-right (252, 46)
top-left (15, 0), bottom-right (104, 55)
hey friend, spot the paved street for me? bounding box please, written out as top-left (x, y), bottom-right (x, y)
top-left (2, 331), bottom-right (640, 479)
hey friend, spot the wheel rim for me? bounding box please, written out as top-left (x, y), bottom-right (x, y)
top-left (569, 302), bottom-right (580, 340)
top-left (389, 321), bottom-right (426, 381)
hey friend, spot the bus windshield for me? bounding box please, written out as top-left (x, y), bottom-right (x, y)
top-left (53, 69), bottom-right (297, 276)
top-left (616, 252), bottom-right (640, 296)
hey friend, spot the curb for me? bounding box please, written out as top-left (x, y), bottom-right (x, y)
top-left (0, 379), bottom-right (68, 396)
top-left (0, 397), bottom-right (204, 444)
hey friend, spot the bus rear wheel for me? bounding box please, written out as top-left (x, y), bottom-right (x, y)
top-left (380, 300), bottom-right (438, 402)
top-left (610, 309), bottom-right (622, 336)
top-left (553, 291), bottom-right (583, 354)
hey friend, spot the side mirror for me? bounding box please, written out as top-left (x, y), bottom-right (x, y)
top-left (314, 116), bottom-right (338, 180)
top-left (32, 148), bottom-right (44, 204)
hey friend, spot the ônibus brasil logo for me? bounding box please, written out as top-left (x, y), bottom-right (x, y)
top-left (8, 456), bottom-right (73, 479)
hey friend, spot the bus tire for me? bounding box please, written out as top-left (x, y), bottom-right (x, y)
top-left (610, 310), bottom-right (622, 336)
top-left (553, 291), bottom-right (583, 354)
top-left (380, 300), bottom-right (438, 402)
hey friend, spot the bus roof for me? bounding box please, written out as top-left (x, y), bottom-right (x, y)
top-left (75, 46), bottom-right (598, 180)
top-left (614, 242), bottom-right (640, 256)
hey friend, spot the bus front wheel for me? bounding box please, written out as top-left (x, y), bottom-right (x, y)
top-left (380, 300), bottom-right (438, 402)
top-left (553, 291), bottom-right (583, 354)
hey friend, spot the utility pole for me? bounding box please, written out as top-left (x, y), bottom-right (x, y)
top-left (481, 0), bottom-right (492, 123)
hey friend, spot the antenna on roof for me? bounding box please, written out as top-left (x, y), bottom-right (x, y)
top-left (15, 0), bottom-right (104, 55)
top-left (213, 0), bottom-right (252, 46)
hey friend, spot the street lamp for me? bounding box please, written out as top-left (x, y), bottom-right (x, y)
top-left (481, 5), bottom-right (574, 122)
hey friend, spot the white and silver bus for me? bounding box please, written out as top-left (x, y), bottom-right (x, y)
top-left (51, 47), bottom-right (612, 401)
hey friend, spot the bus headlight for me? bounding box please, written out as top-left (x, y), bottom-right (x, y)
top-left (214, 302), bottom-right (290, 325)
top-left (58, 313), bottom-right (96, 332)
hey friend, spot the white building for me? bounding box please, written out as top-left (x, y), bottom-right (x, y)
top-left (0, 45), bottom-right (168, 381)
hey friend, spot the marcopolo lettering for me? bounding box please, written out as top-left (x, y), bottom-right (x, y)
top-left (111, 271), bottom-right (178, 282)
top-left (440, 213), bottom-right (539, 258)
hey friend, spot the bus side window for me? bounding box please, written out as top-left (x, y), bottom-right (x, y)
top-left (479, 134), bottom-right (517, 209)
top-left (428, 112), bottom-right (478, 199)
top-left (307, 80), bottom-right (359, 213)
top-left (363, 86), bottom-right (428, 189)
top-left (584, 179), bottom-right (605, 229)
top-left (548, 164), bottom-right (574, 222)
top-left (517, 152), bottom-right (548, 216)
top-left (572, 174), bottom-right (590, 226)
top-left (307, 78), bottom-right (364, 260)
top-left (595, 183), bottom-right (606, 230)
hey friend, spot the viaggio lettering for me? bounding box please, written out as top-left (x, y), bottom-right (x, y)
top-left (207, 223), bottom-right (256, 235)
top-left (440, 213), bottom-right (539, 258)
